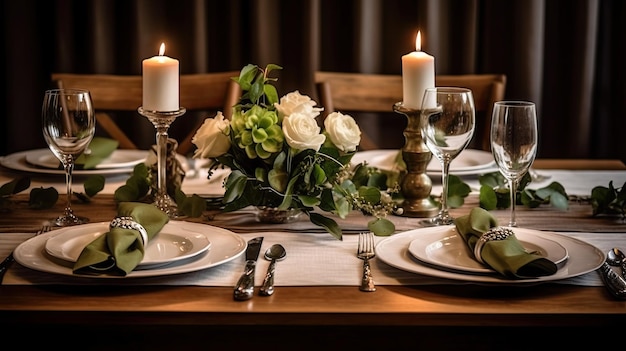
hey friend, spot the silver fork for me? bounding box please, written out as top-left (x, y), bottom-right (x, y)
top-left (357, 232), bottom-right (376, 292)
top-left (0, 224), bottom-right (52, 284)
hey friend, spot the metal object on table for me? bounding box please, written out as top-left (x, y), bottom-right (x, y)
top-left (0, 224), bottom-right (51, 284)
top-left (598, 258), bottom-right (626, 300)
top-left (393, 102), bottom-right (439, 217)
top-left (233, 236), bottom-right (264, 301)
top-left (607, 247), bottom-right (626, 279)
top-left (357, 232), bottom-right (376, 292)
top-left (259, 244), bottom-right (287, 296)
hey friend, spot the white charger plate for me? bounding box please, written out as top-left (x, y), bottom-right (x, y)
top-left (0, 149), bottom-right (139, 175)
top-left (25, 148), bottom-right (146, 170)
top-left (376, 225), bottom-right (605, 284)
top-left (44, 222), bottom-right (211, 269)
top-left (351, 149), bottom-right (498, 176)
top-left (13, 221), bottom-right (246, 278)
top-left (407, 226), bottom-right (569, 274)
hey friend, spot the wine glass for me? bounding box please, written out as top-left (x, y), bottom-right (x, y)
top-left (490, 101), bottom-right (538, 227)
top-left (420, 87), bottom-right (475, 225)
top-left (41, 89), bottom-right (96, 226)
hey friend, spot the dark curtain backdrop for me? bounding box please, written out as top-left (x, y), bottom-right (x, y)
top-left (2, 0), bottom-right (625, 162)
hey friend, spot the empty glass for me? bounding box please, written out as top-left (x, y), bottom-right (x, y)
top-left (421, 87), bottom-right (475, 225)
top-left (490, 101), bottom-right (538, 227)
top-left (41, 89), bottom-right (95, 226)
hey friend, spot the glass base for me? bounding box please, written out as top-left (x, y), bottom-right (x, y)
top-left (153, 193), bottom-right (186, 219)
top-left (53, 214), bottom-right (89, 227)
top-left (420, 213), bottom-right (454, 227)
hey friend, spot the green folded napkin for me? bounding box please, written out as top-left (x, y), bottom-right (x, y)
top-left (454, 207), bottom-right (558, 278)
top-left (73, 202), bottom-right (169, 276)
top-left (74, 137), bottom-right (119, 169)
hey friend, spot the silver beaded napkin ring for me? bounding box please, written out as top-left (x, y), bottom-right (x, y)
top-left (109, 216), bottom-right (148, 247)
top-left (473, 227), bottom-right (514, 264)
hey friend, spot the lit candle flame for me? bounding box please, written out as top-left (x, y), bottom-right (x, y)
top-left (159, 42), bottom-right (166, 56)
top-left (416, 31), bottom-right (422, 52)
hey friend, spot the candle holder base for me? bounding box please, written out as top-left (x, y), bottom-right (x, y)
top-left (393, 102), bottom-right (439, 218)
top-left (138, 106), bottom-right (186, 219)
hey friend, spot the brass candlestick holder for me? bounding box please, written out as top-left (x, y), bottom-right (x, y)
top-left (138, 106), bottom-right (186, 218)
top-left (393, 102), bottom-right (438, 217)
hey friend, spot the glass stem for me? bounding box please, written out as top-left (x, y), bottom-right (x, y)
top-left (63, 159), bottom-right (74, 217)
top-left (509, 177), bottom-right (518, 227)
top-left (439, 161), bottom-right (451, 218)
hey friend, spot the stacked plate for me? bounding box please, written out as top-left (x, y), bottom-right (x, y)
top-left (1, 148), bottom-right (148, 175)
top-left (13, 221), bottom-right (247, 278)
top-left (351, 149), bottom-right (499, 176)
top-left (375, 225), bottom-right (606, 284)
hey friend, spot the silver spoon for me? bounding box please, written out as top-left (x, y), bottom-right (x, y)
top-left (259, 244), bottom-right (286, 296)
top-left (607, 248), bottom-right (626, 279)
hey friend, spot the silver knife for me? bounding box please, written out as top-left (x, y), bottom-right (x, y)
top-left (233, 237), bottom-right (263, 301)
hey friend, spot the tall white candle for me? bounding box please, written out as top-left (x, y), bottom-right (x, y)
top-left (402, 31), bottom-right (435, 109)
top-left (142, 43), bottom-right (180, 111)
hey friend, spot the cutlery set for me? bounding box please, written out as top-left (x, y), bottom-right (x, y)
top-left (233, 234), bottom-right (378, 300)
top-left (234, 237), bottom-right (288, 300)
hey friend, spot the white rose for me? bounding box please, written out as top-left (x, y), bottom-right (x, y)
top-left (282, 112), bottom-right (326, 151)
top-left (324, 112), bottom-right (361, 152)
top-left (191, 111), bottom-right (231, 158)
top-left (274, 91), bottom-right (323, 120)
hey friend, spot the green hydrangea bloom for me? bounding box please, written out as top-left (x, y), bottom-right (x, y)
top-left (231, 105), bottom-right (284, 160)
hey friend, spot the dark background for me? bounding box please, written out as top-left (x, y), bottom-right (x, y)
top-left (2, 0), bottom-right (625, 162)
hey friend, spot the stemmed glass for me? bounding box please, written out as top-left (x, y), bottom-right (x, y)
top-left (420, 87), bottom-right (475, 225)
top-left (490, 101), bottom-right (538, 227)
top-left (41, 89), bottom-right (95, 226)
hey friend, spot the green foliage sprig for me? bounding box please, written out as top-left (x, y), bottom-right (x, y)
top-left (477, 172), bottom-right (569, 210)
top-left (113, 163), bottom-right (206, 218)
top-left (591, 181), bottom-right (626, 219)
top-left (0, 175), bottom-right (104, 211)
top-left (432, 171), bottom-right (569, 211)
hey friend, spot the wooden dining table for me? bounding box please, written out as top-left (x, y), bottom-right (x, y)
top-left (1, 158), bottom-right (625, 349)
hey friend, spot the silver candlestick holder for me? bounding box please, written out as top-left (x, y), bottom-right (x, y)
top-left (393, 102), bottom-right (439, 217)
top-left (138, 106), bottom-right (186, 218)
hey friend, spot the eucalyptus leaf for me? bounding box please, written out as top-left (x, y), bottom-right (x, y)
top-left (368, 218), bottom-right (395, 236)
top-left (549, 192), bottom-right (569, 210)
top-left (479, 185), bottom-right (497, 210)
top-left (178, 193), bottom-right (207, 217)
top-left (358, 186), bottom-right (381, 204)
top-left (309, 212), bottom-right (342, 240)
top-left (223, 171), bottom-right (248, 203)
top-left (114, 184), bottom-right (140, 202)
top-left (84, 175), bottom-right (105, 197)
top-left (334, 196), bottom-right (351, 218)
top-left (0, 176), bottom-right (30, 196)
top-left (28, 187), bottom-right (58, 209)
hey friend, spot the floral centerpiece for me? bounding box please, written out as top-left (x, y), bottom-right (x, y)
top-left (191, 64), bottom-right (397, 239)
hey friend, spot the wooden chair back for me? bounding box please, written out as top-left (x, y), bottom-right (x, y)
top-left (51, 72), bottom-right (241, 155)
top-left (315, 72), bottom-right (506, 151)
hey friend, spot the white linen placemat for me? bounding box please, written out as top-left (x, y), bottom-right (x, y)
top-left (2, 231), bottom-right (623, 287)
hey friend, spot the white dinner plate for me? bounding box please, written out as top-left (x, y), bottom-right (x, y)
top-left (407, 226), bottom-right (569, 274)
top-left (376, 225), bottom-right (605, 284)
top-left (0, 149), bottom-right (139, 175)
top-left (351, 149), bottom-right (498, 176)
top-left (25, 148), bottom-right (146, 170)
top-left (44, 222), bottom-right (211, 269)
top-left (13, 221), bottom-right (247, 278)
